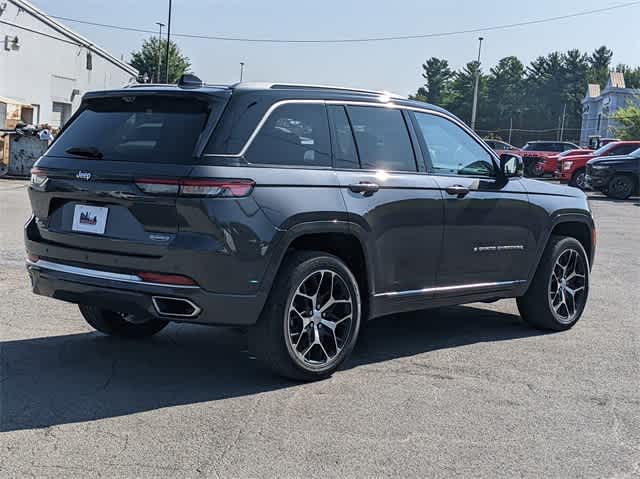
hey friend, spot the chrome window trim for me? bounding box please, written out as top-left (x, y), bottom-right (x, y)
top-left (374, 280), bottom-right (526, 298)
top-left (26, 259), bottom-right (200, 289)
top-left (203, 99), bottom-right (499, 163)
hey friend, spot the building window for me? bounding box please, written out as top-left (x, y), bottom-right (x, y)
top-left (51, 102), bottom-right (72, 129)
top-left (86, 52), bottom-right (93, 71)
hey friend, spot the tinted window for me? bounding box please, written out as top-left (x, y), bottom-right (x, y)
top-left (245, 103), bottom-right (330, 167)
top-left (612, 144), bottom-right (639, 155)
top-left (523, 142), bottom-right (562, 152)
top-left (49, 96), bottom-right (213, 163)
top-left (327, 105), bottom-right (359, 169)
top-left (346, 106), bottom-right (416, 172)
top-left (414, 112), bottom-right (494, 177)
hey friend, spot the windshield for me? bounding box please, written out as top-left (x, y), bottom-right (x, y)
top-left (48, 95), bottom-right (222, 163)
top-left (559, 150), bottom-right (589, 157)
top-left (523, 142), bottom-right (560, 152)
top-left (592, 143), bottom-right (617, 157)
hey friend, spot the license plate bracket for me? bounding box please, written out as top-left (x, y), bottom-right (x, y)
top-left (72, 204), bottom-right (109, 235)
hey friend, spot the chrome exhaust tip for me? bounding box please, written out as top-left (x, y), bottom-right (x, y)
top-left (151, 296), bottom-right (201, 318)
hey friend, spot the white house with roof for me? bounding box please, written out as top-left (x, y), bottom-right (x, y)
top-left (580, 72), bottom-right (640, 145)
top-left (0, 0), bottom-right (137, 128)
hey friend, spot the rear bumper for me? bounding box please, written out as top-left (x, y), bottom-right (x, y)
top-left (26, 259), bottom-right (266, 326)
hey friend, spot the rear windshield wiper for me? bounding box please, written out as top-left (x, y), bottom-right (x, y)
top-left (65, 146), bottom-right (104, 159)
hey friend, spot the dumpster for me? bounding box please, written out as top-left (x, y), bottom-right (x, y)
top-left (1, 96), bottom-right (50, 177)
top-left (0, 131), bottom-right (49, 177)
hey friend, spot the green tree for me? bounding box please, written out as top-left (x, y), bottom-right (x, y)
top-left (561, 49), bottom-right (590, 134)
top-left (588, 46), bottom-right (613, 88)
top-left (615, 64), bottom-right (640, 89)
top-left (612, 99), bottom-right (640, 139)
top-left (130, 37), bottom-right (191, 84)
top-left (486, 56), bottom-right (525, 124)
top-left (419, 57), bottom-right (453, 105)
top-left (443, 61), bottom-right (486, 125)
top-left (524, 52), bottom-right (566, 135)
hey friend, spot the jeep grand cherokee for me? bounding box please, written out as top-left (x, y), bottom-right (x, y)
top-left (25, 77), bottom-right (595, 381)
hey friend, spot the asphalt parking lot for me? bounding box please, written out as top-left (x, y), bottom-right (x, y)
top-left (0, 178), bottom-right (638, 478)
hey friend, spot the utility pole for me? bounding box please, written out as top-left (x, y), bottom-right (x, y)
top-left (164, 0), bottom-right (172, 83)
top-left (559, 103), bottom-right (567, 141)
top-left (155, 22), bottom-right (165, 83)
top-left (508, 117), bottom-right (513, 145)
top-left (470, 36), bottom-right (484, 131)
top-left (239, 62), bottom-right (245, 82)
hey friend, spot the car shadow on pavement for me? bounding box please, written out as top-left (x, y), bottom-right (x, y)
top-left (0, 305), bottom-right (545, 432)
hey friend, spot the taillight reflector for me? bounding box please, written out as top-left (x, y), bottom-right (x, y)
top-left (138, 272), bottom-right (197, 286)
top-left (135, 178), bottom-right (254, 197)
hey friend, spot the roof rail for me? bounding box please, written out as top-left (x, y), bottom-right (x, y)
top-left (123, 83), bottom-right (176, 89)
top-left (268, 83), bottom-right (406, 99)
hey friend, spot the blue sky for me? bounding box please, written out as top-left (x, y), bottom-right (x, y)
top-left (32, 0), bottom-right (640, 95)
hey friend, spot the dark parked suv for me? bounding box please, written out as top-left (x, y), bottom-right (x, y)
top-left (25, 78), bottom-right (596, 380)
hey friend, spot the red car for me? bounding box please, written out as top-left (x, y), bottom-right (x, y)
top-left (483, 139), bottom-right (522, 156)
top-left (521, 141), bottom-right (579, 177)
top-left (556, 141), bottom-right (640, 188)
top-left (537, 149), bottom-right (593, 177)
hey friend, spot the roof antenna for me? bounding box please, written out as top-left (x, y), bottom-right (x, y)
top-left (178, 74), bottom-right (203, 88)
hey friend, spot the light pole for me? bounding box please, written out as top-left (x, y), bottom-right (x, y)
top-left (470, 36), bottom-right (484, 131)
top-left (239, 62), bottom-right (245, 82)
top-left (164, 0), bottom-right (172, 83)
top-left (155, 22), bottom-right (165, 83)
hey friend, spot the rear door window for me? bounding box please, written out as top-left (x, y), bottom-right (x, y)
top-left (244, 103), bottom-right (331, 167)
top-left (345, 106), bottom-right (416, 172)
top-left (48, 95), bottom-right (216, 163)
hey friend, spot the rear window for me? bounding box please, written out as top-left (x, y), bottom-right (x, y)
top-left (48, 96), bottom-right (214, 163)
top-left (244, 103), bottom-right (331, 167)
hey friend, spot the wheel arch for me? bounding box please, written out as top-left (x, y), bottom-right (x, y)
top-left (528, 213), bottom-right (595, 287)
top-left (259, 221), bottom-right (374, 319)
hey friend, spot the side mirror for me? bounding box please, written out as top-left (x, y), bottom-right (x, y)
top-left (499, 153), bottom-right (524, 178)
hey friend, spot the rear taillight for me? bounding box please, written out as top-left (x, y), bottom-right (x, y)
top-left (138, 272), bottom-right (198, 286)
top-left (135, 178), bottom-right (254, 197)
top-left (30, 168), bottom-right (48, 187)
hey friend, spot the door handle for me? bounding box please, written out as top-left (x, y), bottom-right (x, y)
top-left (445, 185), bottom-right (470, 197)
top-left (348, 182), bottom-right (380, 195)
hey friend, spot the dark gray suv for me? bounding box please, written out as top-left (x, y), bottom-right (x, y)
top-left (25, 78), bottom-right (595, 380)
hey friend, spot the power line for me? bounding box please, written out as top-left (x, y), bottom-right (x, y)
top-left (0, 19), bottom-right (82, 47)
top-left (49, 1), bottom-right (640, 44)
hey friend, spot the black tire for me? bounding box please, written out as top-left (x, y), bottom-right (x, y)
top-left (606, 175), bottom-right (635, 200)
top-left (249, 251), bottom-right (362, 381)
top-left (517, 236), bottom-right (589, 331)
top-left (570, 169), bottom-right (586, 189)
top-left (79, 305), bottom-right (168, 338)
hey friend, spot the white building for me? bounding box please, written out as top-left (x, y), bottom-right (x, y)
top-left (0, 0), bottom-right (137, 128)
top-left (580, 72), bottom-right (640, 145)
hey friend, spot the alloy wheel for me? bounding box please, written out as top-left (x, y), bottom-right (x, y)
top-left (286, 270), bottom-right (354, 368)
top-left (574, 172), bottom-right (586, 189)
top-left (609, 177), bottom-right (632, 198)
top-left (548, 249), bottom-right (587, 324)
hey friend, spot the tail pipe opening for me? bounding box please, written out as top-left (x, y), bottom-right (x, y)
top-left (152, 296), bottom-right (201, 318)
